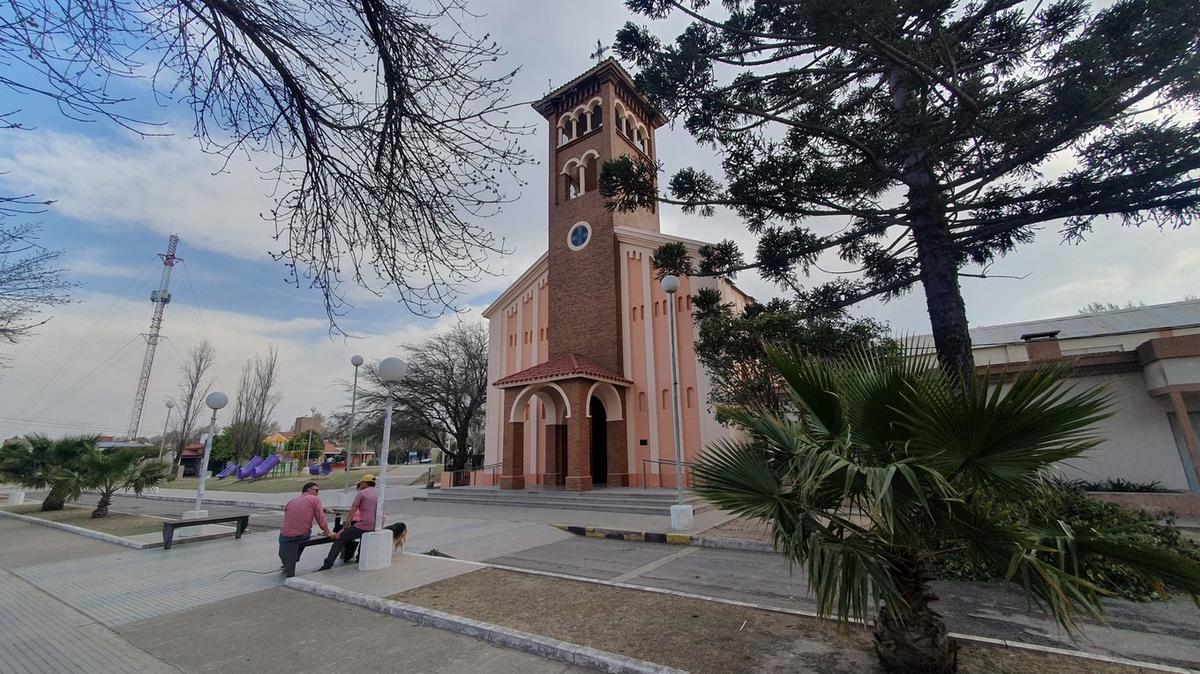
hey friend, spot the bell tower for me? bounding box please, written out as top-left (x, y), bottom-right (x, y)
top-left (532, 59), bottom-right (666, 374)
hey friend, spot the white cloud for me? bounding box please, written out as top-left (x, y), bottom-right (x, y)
top-left (0, 129), bottom-right (278, 260)
top-left (0, 289), bottom-right (480, 440)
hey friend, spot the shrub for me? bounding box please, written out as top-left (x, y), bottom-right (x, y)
top-left (930, 484), bottom-right (1200, 602)
top-left (1063, 478), bottom-right (1170, 493)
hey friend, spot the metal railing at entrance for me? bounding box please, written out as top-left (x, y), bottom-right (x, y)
top-left (641, 458), bottom-right (697, 489)
top-left (443, 461), bottom-right (502, 487)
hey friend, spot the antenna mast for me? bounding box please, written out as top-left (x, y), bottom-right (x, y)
top-left (126, 234), bottom-right (180, 440)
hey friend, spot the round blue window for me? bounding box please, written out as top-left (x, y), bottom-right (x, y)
top-left (569, 223), bottom-right (590, 249)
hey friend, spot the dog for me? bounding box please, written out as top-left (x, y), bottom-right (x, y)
top-left (386, 522), bottom-right (408, 549)
top-left (341, 521), bottom-right (407, 564)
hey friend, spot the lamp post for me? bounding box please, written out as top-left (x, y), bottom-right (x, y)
top-left (340, 354), bottom-right (364, 505)
top-left (360, 356), bottom-right (407, 570)
top-left (661, 275), bottom-right (694, 531)
top-left (185, 391), bottom-right (227, 520)
top-left (157, 399), bottom-right (176, 463)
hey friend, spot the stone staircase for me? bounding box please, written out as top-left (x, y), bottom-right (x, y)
top-left (412, 487), bottom-right (709, 515)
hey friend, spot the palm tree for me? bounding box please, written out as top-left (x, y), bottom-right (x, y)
top-left (694, 347), bottom-right (1200, 673)
top-left (0, 435), bottom-right (91, 511)
top-left (78, 448), bottom-right (168, 518)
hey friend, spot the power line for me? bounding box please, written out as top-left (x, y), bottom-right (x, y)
top-left (30, 334), bottom-right (142, 422)
top-left (18, 255), bottom-right (158, 417)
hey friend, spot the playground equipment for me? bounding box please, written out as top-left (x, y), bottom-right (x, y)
top-left (214, 463), bottom-right (238, 479)
top-left (308, 461), bottom-right (333, 477)
top-left (250, 454), bottom-right (281, 479)
top-left (236, 455), bottom-right (264, 480)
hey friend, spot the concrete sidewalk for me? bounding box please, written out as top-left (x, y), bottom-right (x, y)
top-left (1, 509), bottom-right (589, 673)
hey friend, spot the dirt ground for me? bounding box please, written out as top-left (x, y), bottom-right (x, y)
top-left (4, 503), bottom-right (163, 536)
top-left (394, 568), bottom-right (1157, 674)
top-left (702, 517), bottom-right (775, 544)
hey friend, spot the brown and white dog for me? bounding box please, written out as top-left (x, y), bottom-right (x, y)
top-left (386, 522), bottom-right (408, 549)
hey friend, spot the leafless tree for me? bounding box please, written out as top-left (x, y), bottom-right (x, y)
top-left (339, 322), bottom-right (487, 471)
top-left (0, 224), bottom-right (73, 347)
top-left (229, 347), bottom-right (280, 463)
top-left (1, 1), bottom-right (533, 328)
top-left (170, 340), bottom-right (215, 477)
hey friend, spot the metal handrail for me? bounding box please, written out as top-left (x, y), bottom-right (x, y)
top-left (445, 461), bottom-right (503, 487)
top-left (641, 458), bottom-right (697, 489)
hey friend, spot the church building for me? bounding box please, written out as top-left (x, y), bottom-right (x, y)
top-left (478, 59), bottom-right (749, 491)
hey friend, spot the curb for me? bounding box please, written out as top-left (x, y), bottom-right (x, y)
top-left (121, 492), bottom-right (285, 511)
top-left (284, 577), bottom-right (685, 674)
top-left (0, 508), bottom-right (147, 549)
top-left (553, 524), bottom-right (775, 553)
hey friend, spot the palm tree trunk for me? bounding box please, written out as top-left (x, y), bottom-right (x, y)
top-left (873, 555), bottom-right (958, 673)
top-left (92, 490), bottom-right (112, 519)
top-left (41, 487), bottom-right (67, 511)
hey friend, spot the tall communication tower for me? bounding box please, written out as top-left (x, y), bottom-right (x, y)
top-left (126, 234), bottom-right (180, 440)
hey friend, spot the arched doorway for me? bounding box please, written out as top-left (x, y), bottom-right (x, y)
top-left (589, 396), bottom-right (608, 486)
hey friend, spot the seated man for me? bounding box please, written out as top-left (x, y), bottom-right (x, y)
top-left (278, 481), bottom-right (337, 578)
top-left (320, 474), bottom-right (378, 570)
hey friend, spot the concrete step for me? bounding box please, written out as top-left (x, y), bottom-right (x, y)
top-left (435, 488), bottom-right (694, 502)
top-left (413, 489), bottom-right (709, 515)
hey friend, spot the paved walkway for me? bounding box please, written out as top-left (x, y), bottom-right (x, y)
top-left (0, 508), bottom-right (584, 673)
top-left (0, 520), bottom-right (173, 673)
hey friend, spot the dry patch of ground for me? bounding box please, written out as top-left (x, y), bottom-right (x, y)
top-left (394, 568), bottom-right (1155, 674)
top-left (3, 504), bottom-right (163, 537)
top-left (702, 517), bottom-right (774, 544)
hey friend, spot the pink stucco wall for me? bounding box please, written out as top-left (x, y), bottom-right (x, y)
top-left (483, 236), bottom-right (745, 489)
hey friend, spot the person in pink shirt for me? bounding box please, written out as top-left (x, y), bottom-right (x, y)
top-left (279, 481), bottom-right (337, 578)
top-left (320, 474), bottom-right (378, 570)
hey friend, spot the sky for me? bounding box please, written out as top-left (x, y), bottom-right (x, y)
top-left (1, 0), bottom-right (1197, 440)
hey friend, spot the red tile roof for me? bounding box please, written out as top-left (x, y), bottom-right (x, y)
top-left (493, 354), bottom-right (632, 388)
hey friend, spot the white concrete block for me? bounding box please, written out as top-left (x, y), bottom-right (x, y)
top-left (337, 491), bottom-right (356, 508)
top-left (181, 509), bottom-right (209, 521)
top-left (670, 504), bottom-right (694, 531)
top-left (8, 491), bottom-right (25, 505)
top-left (358, 530), bottom-right (394, 570)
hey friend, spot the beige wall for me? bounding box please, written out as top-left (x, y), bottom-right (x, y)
top-left (1051, 372), bottom-right (1194, 491)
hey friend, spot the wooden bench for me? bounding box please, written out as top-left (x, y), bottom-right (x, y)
top-left (162, 515), bottom-right (250, 550)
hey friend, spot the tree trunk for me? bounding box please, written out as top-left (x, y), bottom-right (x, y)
top-left (909, 212), bottom-right (974, 383)
top-left (890, 67), bottom-right (975, 384)
top-left (92, 490), bottom-right (112, 519)
top-left (873, 555), bottom-right (958, 673)
top-left (41, 487), bottom-right (67, 512)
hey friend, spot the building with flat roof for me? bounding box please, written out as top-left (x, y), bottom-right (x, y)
top-left (955, 299), bottom-right (1200, 496)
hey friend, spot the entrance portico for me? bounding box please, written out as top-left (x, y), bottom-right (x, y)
top-left (495, 354), bottom-right (630, 491)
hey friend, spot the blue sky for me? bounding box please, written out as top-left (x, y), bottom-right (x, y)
top-left (1, 0), bottom-right (1197, 439)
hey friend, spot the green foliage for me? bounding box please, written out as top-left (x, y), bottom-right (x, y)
top-left (690, 290), bottom-right (892, 415)
top-left (285, 431), bottom-right (325, 459)
top-left (0, 435), bottom-right (92, 511)
top-left (78, 448), bottom-right (169, 518)
top-left (1064, 478), bottom-right (1169, 493)
top-left (694, 347), bottom-right (1200, 671)
top-left (929, 484), bottom-right (1200, 602)
top-left (604, 0), bottom-right (1200, 381)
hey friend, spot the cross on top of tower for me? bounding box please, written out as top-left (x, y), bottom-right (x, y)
top-left (590, 40), bottom-right (609, 63)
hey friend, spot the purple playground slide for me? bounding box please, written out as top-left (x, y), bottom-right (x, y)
top-left (236, 455), bottom-right (264, 480)
top-left (214, 463), bottom-right (238, 479)
top-left (250, 454), bottom-right (281, 479)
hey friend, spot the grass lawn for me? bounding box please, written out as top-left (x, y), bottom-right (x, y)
top-left (167, 465), bottom-right (438, 493)
top-left (395, 568), bottom-right (1156, 674)
top-left (3, 503), bottom-right (164, 537)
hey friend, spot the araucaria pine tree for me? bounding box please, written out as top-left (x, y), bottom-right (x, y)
top-left (601, 0), bottom-right (1200, 380)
